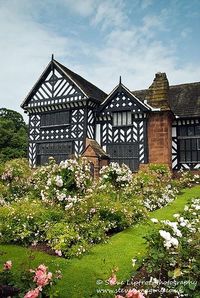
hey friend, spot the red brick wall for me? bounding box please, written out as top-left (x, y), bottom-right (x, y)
top-left (147, 112), bottom-right (172, 167)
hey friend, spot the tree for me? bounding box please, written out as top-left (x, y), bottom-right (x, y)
top-left (0, 108), bottom-right (28, 162)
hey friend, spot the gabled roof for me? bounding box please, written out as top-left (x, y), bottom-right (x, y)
top-left (168, 82), bottom-right (200, 118)
top-left (21, 59), bottom-right (107, 108)
top-left (54, 60), bottom-right (107, 102)
top-left (132, 82), bottom-right (200, 118)
top-left (100, 81), bottom-right (152, 112)
top-left (82, 139), bottom-right (109, 158)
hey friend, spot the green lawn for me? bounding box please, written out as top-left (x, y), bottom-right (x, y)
top-left (1, 186), bottom-right (200, 298)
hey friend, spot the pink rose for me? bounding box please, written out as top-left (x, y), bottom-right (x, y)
top-left (33, 265), bottom-right (52, 287)
top-left (126, 289), bottom-right (145, 298)
top-left (3, 260), bottom-right (12, 270)
top-left (37, 264), bottom-right (47, 273)
top-left (34, 271), bottom-right (48, 287)
top-left (108, 274), bottom-right (117, 286)
top-left (24, 287), bottom-right (40, 298)
top-left (115, 296), bottom-right (124, 298)
top-left (55, 250), bottom-right (62, 256)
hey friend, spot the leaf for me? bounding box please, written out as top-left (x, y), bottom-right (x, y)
top-left (189, 281), bottom-right (197, 290)
top-left (173, 268), bottom-right (182, 278)
top-left (168, 270), bottom-right (173, 278)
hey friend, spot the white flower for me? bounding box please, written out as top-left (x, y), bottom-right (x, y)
top-left (65, 203), bottom-right (73, 210)
top-left (170, 237), bottom-right (179, 247)
top-left (159, 230), bottom-right (171, 241)
top-left (164, 240), bottom-right (172, 249)
top-left (173, 214), bottom-right (180, 218)
top-left (55, 175), bottom-right (63, 187)
top-left (132, 258), bottom-right (137, 267)
top-left (151, 218), bottom-right (159, 223)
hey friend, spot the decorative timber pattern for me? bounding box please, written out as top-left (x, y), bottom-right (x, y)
top-left (71, 109), bottom-right (85, 154)
top-left (21, 58), bottom-right (200, 172)
top-left (172, 119), bottom-right (200, 170)
top-left (87, 109), bottom-right (95, 139)
top-left (27, 68), bottom-right (86, 113)
top-left (98, 84), bottom-right (149, 171)
top-left (29, 114), bottom-right (41, 166)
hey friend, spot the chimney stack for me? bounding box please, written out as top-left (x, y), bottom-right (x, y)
top-left (146, 72), bottom-right (170, 110)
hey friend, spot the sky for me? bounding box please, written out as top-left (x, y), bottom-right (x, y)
top-left (0, 0), bottom-right (200, 122)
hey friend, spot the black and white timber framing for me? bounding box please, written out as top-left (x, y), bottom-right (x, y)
top-left (21, 57), bottom-right (200, 171)
top-left (96, 82), bottom-right (152, 171)
top-left (172, 118), bottom-right (200, 170)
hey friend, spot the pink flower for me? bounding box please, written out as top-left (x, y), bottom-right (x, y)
top-left (126, 289), bottom-right (145, 298)
top-left (3, 260), bottom-right (12, 270)
top-left (24, 287), bottom-right (40, 298)
top-left (115, 296), bottom-right (124, 298)
top-left (33, 265), bottom-right (52, 287)
top-left (108, 274), bottom-right (117, 286)
top-left (37, 264), bottom-right (47, 273)
top-left (55, 250), bottom-right (62, 256)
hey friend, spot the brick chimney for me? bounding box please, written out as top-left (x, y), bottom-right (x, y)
top-left (147, 72), bottom-right (173, 168)
top-left (147, 72), bottom-right (170, 110)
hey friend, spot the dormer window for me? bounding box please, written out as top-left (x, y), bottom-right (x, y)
top-left (113, 111), bottom-right (132, 126)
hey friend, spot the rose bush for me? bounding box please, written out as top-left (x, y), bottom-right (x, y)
top-left (32, 157), bottom-right (92, 209)
top-left (99, 162), bottom-right (132, 189)
top-left (138, 198), bottom-right (200, 297)
top-left (0, 158), bottom-right (32, 203)
top-left (0, 260), bottom-right (62, 298)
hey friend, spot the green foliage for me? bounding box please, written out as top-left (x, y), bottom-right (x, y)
top-left (46, 222), bottom-right (89, 258)
top-left (0, 186), bottom-right (200, 298)
top-left (141, 198), bottom-right (200, 297)
top-left (99, 162), bottom-right (132, 189)
top-left (0, 108), bottom-right (28, 162)
top-left (0, 158), bottom-right (32, 202)
top-left (0, 258), bottom-right (62, 297)
top-left (0, 198), bottom-right (64, 245)
top-left (175, 170), bottom-right (200, 189)
top-left (32, 157), bottom-right (92, 209)
top-left (125, 164), bottom-right (177, 211)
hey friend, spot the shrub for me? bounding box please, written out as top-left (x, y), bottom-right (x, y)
top-left (129, 164), bottom-right (178, 211)
top-left (46, 222), bottom-right (89, 258)
top-left (142, 198), bottom-right (200, 297)
top-left (0, 260), bottom-right (62, 298)
top-left (0, 158), bottom-right (32, 202)
top-left (32, 157), bottom-right (92, 209)
top-left (99, 162), bottom-right (132, 189)
top-left (175, 170), bottom-right (200, 189)
top-left (0, 198), bottom-right (64, 245)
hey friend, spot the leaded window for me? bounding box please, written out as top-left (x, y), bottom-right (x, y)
top-left (113, 111), bottom-right (132, 126)
top-left (178, 125), bottom-right (200, 163)
top-left (40, 111), bottom-right (70, 127)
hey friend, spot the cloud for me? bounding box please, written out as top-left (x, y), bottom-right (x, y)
top-left (0, 0), bottom-right (79, 120)
top-left (61, 0), bottom-right (96, 17)
top-left (91, 0), bottom-right (128, 30)
top-left (0, 0), bottom-right (199, 123)
top-left (141, 0), bottom-right (154, 9)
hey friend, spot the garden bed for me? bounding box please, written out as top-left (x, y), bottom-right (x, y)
top-left (1, 186), bottom-right (200, 298)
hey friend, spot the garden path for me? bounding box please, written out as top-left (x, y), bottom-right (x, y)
top-left (1, 185), bottom-right (200, 298)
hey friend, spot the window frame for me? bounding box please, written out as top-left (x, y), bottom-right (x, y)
top-left (40, 111), bottom-right (70, 128)
top-left (112, 111), bottom-right (132, 127)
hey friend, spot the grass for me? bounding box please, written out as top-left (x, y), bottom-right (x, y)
top-left (0, 185), bottom-right (200, 298)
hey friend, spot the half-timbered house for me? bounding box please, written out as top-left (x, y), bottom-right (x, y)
top-left (21, 57), bottom-right (200, 172)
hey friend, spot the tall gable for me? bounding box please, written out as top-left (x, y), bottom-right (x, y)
top-left (99, 82), bottom-right (151, 117)
top-left (21, 59), bottom-right (107, 113)
top-left (54, 60), bottom-right (107, 102)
